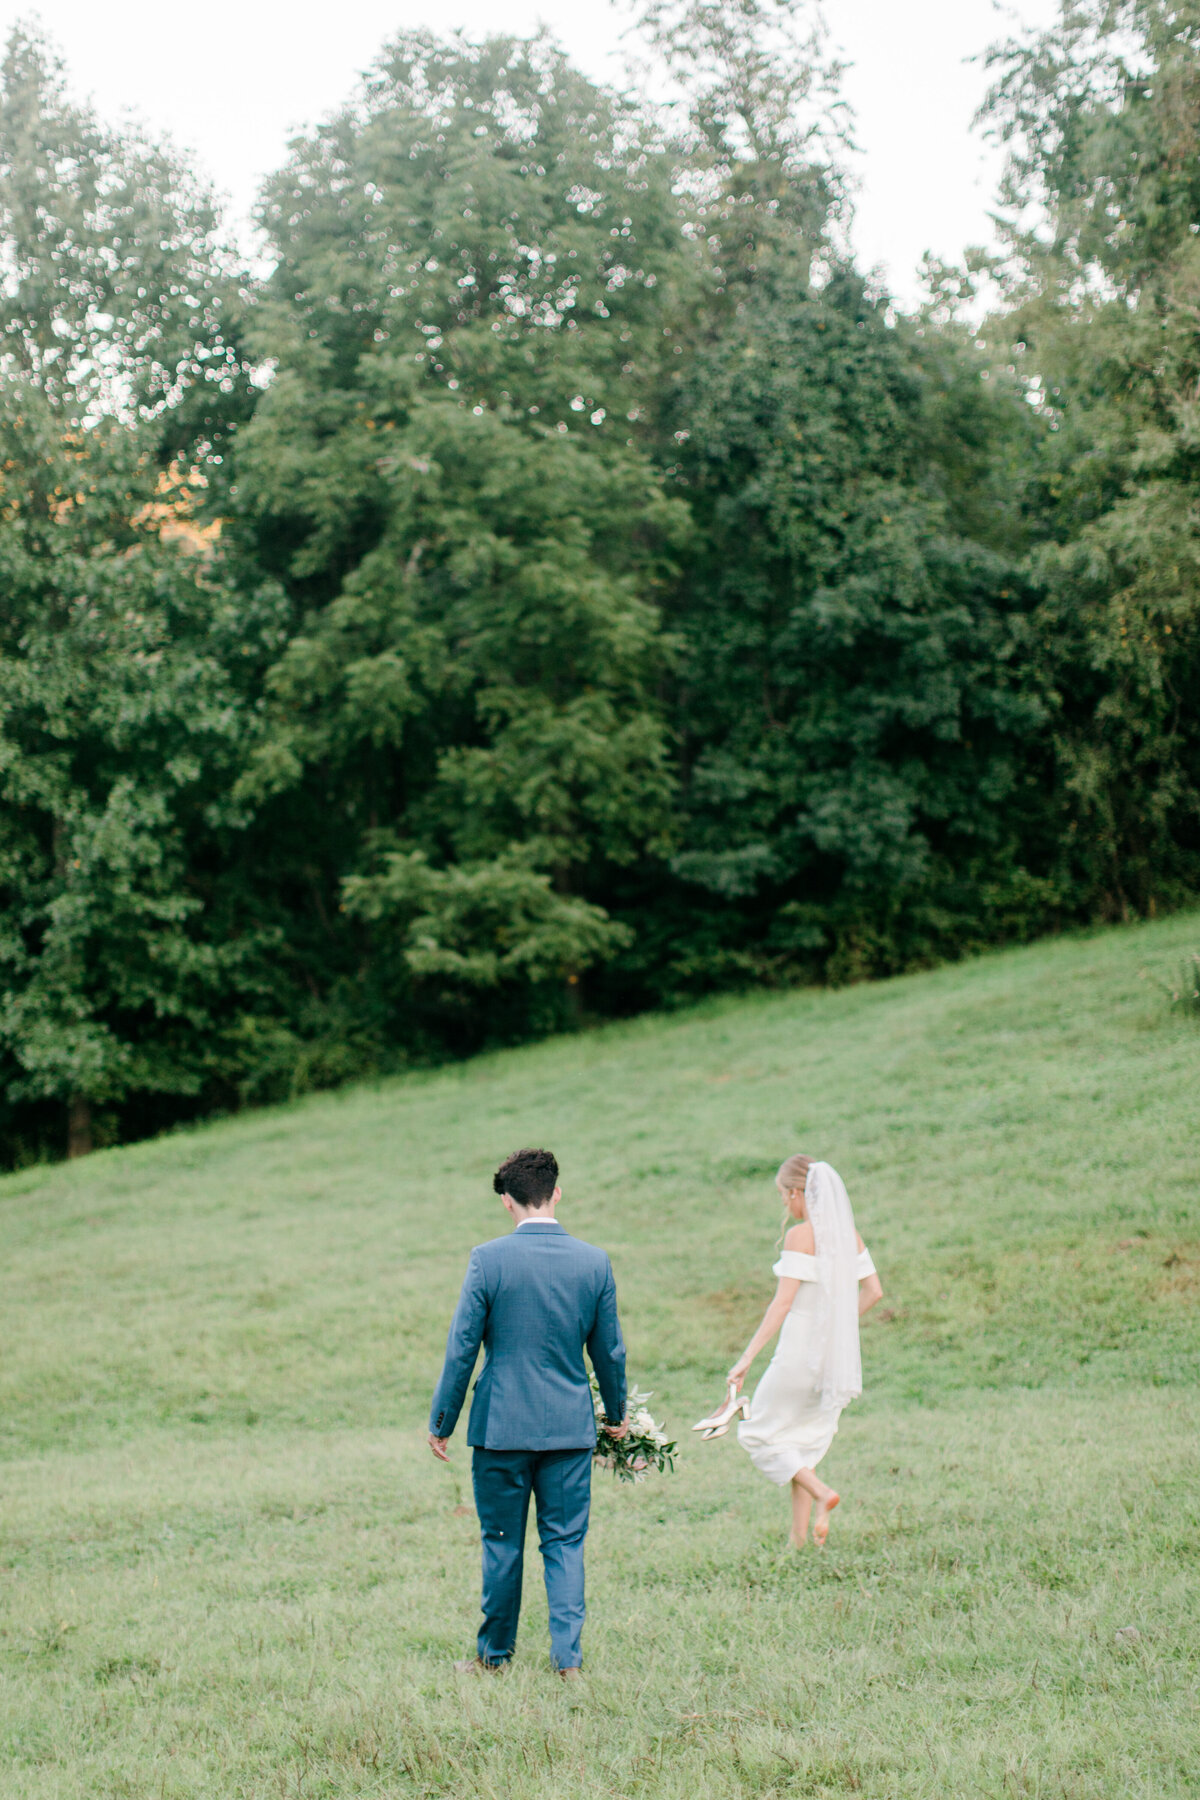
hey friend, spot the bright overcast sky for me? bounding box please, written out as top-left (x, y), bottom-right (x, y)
top-left (5, 0), bottom-right (1061, 306)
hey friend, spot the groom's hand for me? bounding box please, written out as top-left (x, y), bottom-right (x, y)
top-left (603, 1417), bottom-right (629, 1440)
top-left (428, 1433), bottom-right (450, 1461)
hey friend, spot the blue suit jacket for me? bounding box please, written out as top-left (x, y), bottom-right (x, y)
top-left (428, 1219), bottom-right (627, 1451)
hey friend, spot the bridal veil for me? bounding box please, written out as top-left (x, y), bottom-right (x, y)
top-left (804, 1162), bottom-right (862, 1410)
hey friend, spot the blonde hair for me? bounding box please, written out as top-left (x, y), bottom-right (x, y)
top-left (776, 1152), bottom-right (815, 1244)
top-left (776, 1153), bottom-right (814, 1194)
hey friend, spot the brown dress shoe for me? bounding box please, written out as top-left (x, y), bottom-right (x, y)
top-left (454, 1656), bottom-right (501, 1675)
top-left (557, 1666), bottom-right (583, 1682)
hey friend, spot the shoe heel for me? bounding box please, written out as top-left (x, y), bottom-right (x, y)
top-left (692, 1381), bottom-right (745, 1436)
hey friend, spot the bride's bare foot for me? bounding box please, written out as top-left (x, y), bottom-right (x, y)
top-left (812, 1490), bottom-right (840, 1546)
top-left (789, 1481), bottom-right (812, 1548)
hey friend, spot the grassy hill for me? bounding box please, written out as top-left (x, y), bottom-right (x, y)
top-left (1, 912), bottom-right (1198, 1798)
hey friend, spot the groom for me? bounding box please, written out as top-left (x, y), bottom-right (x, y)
top-left (428, 1147), bottom-right (628, 1678)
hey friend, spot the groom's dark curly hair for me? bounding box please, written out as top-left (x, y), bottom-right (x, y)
top-left (493, 1147), bottom-right (559, 1208)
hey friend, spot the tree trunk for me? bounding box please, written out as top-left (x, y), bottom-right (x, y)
top-left (67, 1096), bottom-right (93, 1159)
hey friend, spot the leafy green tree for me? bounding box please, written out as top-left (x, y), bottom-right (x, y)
top-left (0, 26), bottom-right (274, 1160)
top-left (982, 0), bottom-right (1200, 917)
top-left (0, 391), bottom-right (287, 1158)
top-left (626, 0), bottom-right (849, 273)
top-left (341, 845), bottom-right (629, 1030)
top-left (234, 32), bottom-right (691, 1039)
top-left (0, 24), bottom-right (245, 455)
top-left (597, 1), bottom-right (1054, 995)
top-left (636, 278), bottom-right (1053, 992)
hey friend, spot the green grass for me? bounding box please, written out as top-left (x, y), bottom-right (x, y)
top-left (1, 913), bottom-right (1198, 1798)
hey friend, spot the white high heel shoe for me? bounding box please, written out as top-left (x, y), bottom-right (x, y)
top-left (692, 1381), bottom-right (751, 1439)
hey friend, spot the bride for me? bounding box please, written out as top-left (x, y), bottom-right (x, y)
top-left (698, 1154), bottom-right (883, 1547)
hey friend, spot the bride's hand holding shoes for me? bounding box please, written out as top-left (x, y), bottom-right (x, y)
top-left (691, 1378), bottom-right (750, 1438)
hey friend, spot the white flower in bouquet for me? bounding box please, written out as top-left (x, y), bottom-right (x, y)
top-left (590, 1374), bottom-right (677, 1483)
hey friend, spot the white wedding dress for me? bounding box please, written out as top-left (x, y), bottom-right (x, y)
top-left (737, 1241), bottom-right (876, 1485)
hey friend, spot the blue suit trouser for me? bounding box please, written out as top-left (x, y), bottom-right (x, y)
top-left (470, 1447), bottom-right (592, 1669)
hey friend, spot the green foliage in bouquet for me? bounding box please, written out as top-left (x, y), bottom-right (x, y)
top-left (589, 1374), bottom-right (677, 1483)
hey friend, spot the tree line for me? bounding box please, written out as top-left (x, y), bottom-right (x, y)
top-left (1, 0), bottom-right (1197, 1161)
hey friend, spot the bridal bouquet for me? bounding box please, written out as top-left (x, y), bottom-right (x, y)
top-left (590, 1374), bottom-right (677, 1483)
